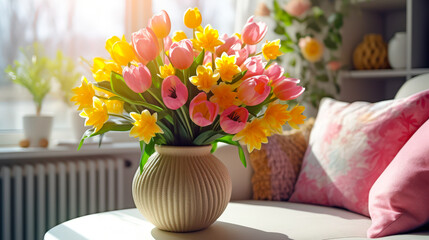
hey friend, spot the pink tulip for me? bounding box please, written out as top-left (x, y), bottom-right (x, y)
top-left (264, 63), bottom-right (284, 83)
top-left (189, 92), bottom-right (219, 127)
top-left (245, 44), bottom-right (257, 55)
top-left (169, 39), bottom-right (194, 70)
top-left (241, 16), bottom-right (268, 45)
top-left (237, 75), bottom-right (271, 106)
top-left (220, 106), bottom-right (249, 134)
top-left (148, 10), bottom-right (171, 39)
top-left (132, 27), bottom-right (160, 63)
top-left (216, 34), bottom-right (242, 57)
top-left (233, 47), bottom-right (249, 66)
top-left (122, 63), bottom-right (152, 93)
top-left (161, 75), bottom-right (188, 110)
top-left (327, 60), bottom-right (341, 71)
top-left (272, 78), bottom-right (305, 100)
top-left (241, 55), bottom-right (265, 79)
top-left (163, 36), bottom-right (172, 64)
top-left (284, 0), bottom-right (311, 17)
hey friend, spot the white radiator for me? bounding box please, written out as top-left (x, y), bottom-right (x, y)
top-left (0, 157), bottom-right (126, 240)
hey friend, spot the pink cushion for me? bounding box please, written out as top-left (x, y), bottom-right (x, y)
top-left (367, 119), bottom-right (429, 238)
top-left (289, 90), bottom-right (429, 216)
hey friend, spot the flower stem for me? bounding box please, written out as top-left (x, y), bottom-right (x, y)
top-left (147, 89), bottom-right (166, 109)
top-left (180, 106), bottom-right (194, 139)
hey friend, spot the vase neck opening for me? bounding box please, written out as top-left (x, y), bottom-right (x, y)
top-left (155, 145), bottom-right (212, 156)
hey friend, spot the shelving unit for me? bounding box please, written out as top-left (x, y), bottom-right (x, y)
top-left (339, 0), bottom-right (429, 102)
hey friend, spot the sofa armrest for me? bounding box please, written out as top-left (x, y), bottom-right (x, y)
top-left (213, 143), bottom-right (253, 201)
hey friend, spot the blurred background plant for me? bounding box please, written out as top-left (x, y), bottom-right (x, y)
top-left (49, 50), bottom-right (82, 107)
top-left (4, 43), bottom-right (51, 116)
top-left (271, 0), bottom-right (350, 108)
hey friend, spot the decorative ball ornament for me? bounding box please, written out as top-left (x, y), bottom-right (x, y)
top-left (353, 34), bottom-right (389, 70)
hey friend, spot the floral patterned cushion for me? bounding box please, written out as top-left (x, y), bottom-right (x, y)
top-left (289, 90), bottom-right (429, 216)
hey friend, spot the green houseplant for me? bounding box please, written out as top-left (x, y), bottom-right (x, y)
top-left (5, 43), bottom-right (53, 147)
top-left (271, 0), bottom-right (350, 108)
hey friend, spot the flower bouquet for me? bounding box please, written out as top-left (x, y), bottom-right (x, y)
top-left (72, 7), bottom-right (306, 169)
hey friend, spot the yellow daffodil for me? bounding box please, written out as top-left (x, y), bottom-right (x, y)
top-left (104, 99), bottom-right (124, 114)
top-left (191, 38), bottom-right (203, 52)
top-left (195, 25), bottom-right (224, 53)
top-left (299, 36), bottom-right (324, 62)
top-left (215, 53), bottom-right (241, 82)
top-left (70, 77), bottom-right (95, 110)
top-left (233, 119), bottom-right (269, 153)
top-left (234, 33), bottom-right (242, 40)
top-left (209, 83), bottom-right (239, 113)
top-left (262, 39), bottom-right (283, 60)
top-left (80, 97), bottom-right (109, 133)
top-left (105, 35), bottom-right (137, 66)
top-left (172, 31), bottom-right (188, 42)
top-left (189, 65), bottom-right (220, 92)
top-left (159, 63), bottom-right (176, 78)
top-left (184, 7), bottom-right (202, 29)
top-left (288, 105), bottom-right (306, 129)
top-left (261, 102), bottom-right (291, 134)
top-left (129, 110), bottom-right (164, 144)
top-left (92, 57), bottom-right (122, 82)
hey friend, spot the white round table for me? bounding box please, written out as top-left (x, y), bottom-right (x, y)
top-left (44, 202), bottom-right (289, 240)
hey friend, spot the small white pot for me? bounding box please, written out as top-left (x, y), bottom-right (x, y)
top-left (70, 110), bottom-right (89, 141)
top-left (388, 32), bottom-right (407, 69)
top-left (23, 115), bottom-right (54, 147)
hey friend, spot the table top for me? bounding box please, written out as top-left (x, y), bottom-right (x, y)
top-left (44, 203), bottom-right (289, 240)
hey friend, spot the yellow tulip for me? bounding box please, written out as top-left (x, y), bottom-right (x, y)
top-left (105, 35), bottom-right (137, 66)
top-left (184, 7), bottom-right (202, 29)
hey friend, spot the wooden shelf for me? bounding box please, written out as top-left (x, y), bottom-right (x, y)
top-left (340, 68), bottom-right (429, 79)
top-left (351, 0), bottom-right (406, 11)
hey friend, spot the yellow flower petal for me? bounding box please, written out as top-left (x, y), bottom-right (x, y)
top-left (288, 105), bottom-right (306, 129)
top-left (189, 65), bottom-right (220, 93)
top-left (195, 25), bottom-right (224, 53)
top-left (232, 119), bottom-right (269, 153)
top-left (129, 110), bottom-right (164, 144)
top-left (80, 97), bottom-right (109, 133)
top-left (71, 77), bottom-right (95, 110)
top-left (209, 83), bottom-right (239, 113)
top-left (215, 53), bottom-right (241, 82)
top-left (159, 63), bottom-right (176, 79)
top-left (260, 102), bottom-right (291, 134)
top-left (262, 39), bottom-right (283, 60)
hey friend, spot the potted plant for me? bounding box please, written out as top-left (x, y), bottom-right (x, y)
top-left (5, 43), bottom-right (53, 147)
top-left (270, 0), bottom-right (351, 113)
top-left (48, 50), bottom-right (85, 140)
top-left (72, 8), bottom-right (306, 232)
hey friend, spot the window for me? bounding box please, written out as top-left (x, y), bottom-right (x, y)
top-left (0, 0), bottom-right (256, 145)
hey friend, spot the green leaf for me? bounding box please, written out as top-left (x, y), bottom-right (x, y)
top-left (78, 121), bottom-right (133, 150)
top-left (193, 130), bottom-right (225, 146)
top-left (212, 135), bottom-right (246, 167)
top-left (307, 21), bottom-right (321, 32)
top-left (316, 74), bottom-right (329, 82)
top-left (323, 37), bottom-right (338, 50)
top-left (274, 24), bottom-right (286, 35)
top-left (280, 44), bottom-right (294, 53)
top-left (328, 13), bottom-right (343, 29)
top-left (146, 61), bottom-right (161, 88)
top-left (312, 6), bottom-right (324, 18)
top-left (230, 70), bottom-right (247, 85)
top-left (139, 140), bottom-right (155, 173)
top-left (157, 121), bottom-right (174, 144)
top-left (189, 49), bottom-right (205, 76)
top-left (110, 72), bottom-right (141, 101)
top-left (210, 142), bottom-right (218, 153)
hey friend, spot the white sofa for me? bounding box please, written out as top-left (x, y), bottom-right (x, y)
top-left (213, 74), bottom-right (429, 239)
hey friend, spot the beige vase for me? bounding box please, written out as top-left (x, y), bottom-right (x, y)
top-left (132, 145), bottom-right (232, 232)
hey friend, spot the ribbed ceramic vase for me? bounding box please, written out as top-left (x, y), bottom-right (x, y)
top-left (132, 145), bottom-right (232, 232)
